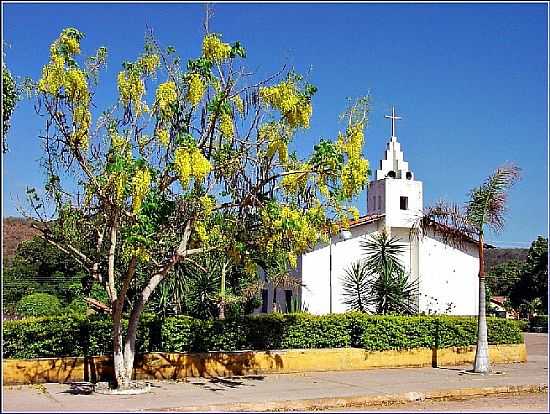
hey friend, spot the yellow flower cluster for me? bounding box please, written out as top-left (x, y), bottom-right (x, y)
top-left (281, 170), bottom-right (309, 195)
top-left (261, 203), bottom-right (326, 268)
top-left (37, 31), bottom-right (91, 150)
top-left (187, 73), bottom-right (205, 106)
top-left (336, 122), bottom-right (368, 198)
top-left (71, 105), bottom-right (91, 149)
top-left (64, 68), bottom-right (89, 103)
top-left (156, 128), bottom-right (170, 147)
top-left (219, 112), bottom-right (234, 138)
top-left (139, 54), bottom-right (160, 76)
top-left (337, 122), bottom-right (364, 159)
top-left (202, 34), bottom-right (231, 63)
top-left (231, 95), bottom-right (244, 114)
top-left (174, 146), bottom-right (212, 188)
top-left (111, 171), bottom-right (127, 202)
top-left (199, 195), bottom-right (216, 216)
top-left (349, 206), bottom-right (360, 222)
top-left (58, 32), bottom-right (80, 55)
top-left (117, 71), bottom-right (145, 115)
top-left (194, 221), bottom-right (208, 242)
top-left (341, 157), bottom-right (369, 198)
top-left (259, 122), bottom-right (291, 163)
top-left (155, 81), bottom-right (178, 118)
top-left (124, 245), bottom-right (150, 263)
top-left (259, 80), bottom-right (312, 128)
top-left (131, 168), bottom-right (151, 213)
top-left (37, 54), bottom-right (65, 95)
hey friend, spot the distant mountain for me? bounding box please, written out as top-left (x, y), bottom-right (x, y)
top-left (2, 217), bottom-right (40, 262)
top-left (484, 247), bottom-right (529, 271)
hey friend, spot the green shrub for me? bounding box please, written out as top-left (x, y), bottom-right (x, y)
top-left (3, 315), bottom-right (85, 358)
top-left (2, 312), bottom-right (525, 359)
top-left (16, 293), bottom-right (62, 317)
top-left (530, 315), bottom-right (548, 332)
top-left (66, 298), bottom-right (88, 314)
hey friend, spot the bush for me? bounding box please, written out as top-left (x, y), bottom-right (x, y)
top-left (530, 315), bottom-right (548, 332)
top-left (2, 312), bottom-right (524, 359)
top-left (16, 293), bottom-right (62, 317)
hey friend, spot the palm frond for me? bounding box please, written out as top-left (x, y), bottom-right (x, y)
top-left (411, 200), bottom-right (476, 250)
top-left (361, 230), bottom-right (406, 273)
top-left (466, 164), bottom-right (520, 233)
top-left (341, 260), bottom-right (372, 312)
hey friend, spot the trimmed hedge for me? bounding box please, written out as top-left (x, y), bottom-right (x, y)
top-left (3, 312), bottom-right (523, 359)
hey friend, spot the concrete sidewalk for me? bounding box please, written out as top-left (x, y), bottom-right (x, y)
top-left (3, 334), bottom-right (547, 412)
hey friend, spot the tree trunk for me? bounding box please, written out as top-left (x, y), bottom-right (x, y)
top-left (473, 235), bottom-right (490, 373)
top-left (218, 262), bottom-right (226, 320)
top-left (112, 311), bottom-right (130, 388)
top-left (218, 298), bottom-right (225, 320)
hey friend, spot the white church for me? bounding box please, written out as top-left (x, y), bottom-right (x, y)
top-left (260, 108), bottom-right (481, 316)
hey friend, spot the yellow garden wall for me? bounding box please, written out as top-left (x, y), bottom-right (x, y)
top-left (2, 344), bottom-right (527, 385)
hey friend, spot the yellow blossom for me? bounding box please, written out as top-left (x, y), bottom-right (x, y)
top-left (259, 80), bottom-right (312, 128)
top-left (155, 81), bottom-right (178, 118)
top-left (64, 68), bottom-right (89, 104)
top-left (341, 157), bottom-right (369, 198)
top-left (231, 95), bottom-right (244, 114)
top-left (219, 112), bottom-right (234, 138)
top-left (37, 54), bottom-right (66, 95)
top-left (156, 129), bottom-right (170, 147)
top-left (117, 71), bottom-right (145, 115)
top-left (139, 54), bottom-right (160, 76)
top-left (202, 34), bottom-right (232, 63)
top-left (131, 168), bottom-right (151, 213)
top-left (187, 73), bottom-right (205, 105)
top-left (174, 146), bottom-right (212, 188)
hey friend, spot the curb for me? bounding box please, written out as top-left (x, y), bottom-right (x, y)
top-left (143, 384), bottom-right (548, 412)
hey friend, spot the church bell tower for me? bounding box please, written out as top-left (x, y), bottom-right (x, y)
top-left (367, 107), bottom-right (423, 229)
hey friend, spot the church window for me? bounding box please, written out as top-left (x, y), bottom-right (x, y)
top-left (261, 289), bottom-right (269, 313)
top-left (285, 289), bottom-right (293, 312)
top-left (400, 196), bottom-right (408, 210)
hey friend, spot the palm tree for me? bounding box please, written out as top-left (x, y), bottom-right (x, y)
top-left (371, 260), bottom-right (419, 315)
top-left (341, 260), bottom-right (370, 312)
top-left (346, 231), bottom-right (419, 315)
top-left (416, 164), bottom-right (520, 373)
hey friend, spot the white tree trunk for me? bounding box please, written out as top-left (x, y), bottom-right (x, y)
top-left (473, 237), bottom-right (490, 373)
top-left (112, 313), bottom-right (130, 388)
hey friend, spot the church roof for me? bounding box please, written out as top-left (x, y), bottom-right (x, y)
top-left (348, 213), bottom-right (385, 228)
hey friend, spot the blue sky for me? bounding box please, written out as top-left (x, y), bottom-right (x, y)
top-left (2, 2), bottom-right (548, 248)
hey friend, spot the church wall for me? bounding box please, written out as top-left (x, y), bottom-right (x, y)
top-left (418, 231), bottom-right (479, 315)
top-left (300, 221), bottom-right (382, 315)
top-left (384, 179), bottom-right (423, 229)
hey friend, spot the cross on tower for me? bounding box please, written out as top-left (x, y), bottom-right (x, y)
top-left (384, 106), bottom-right (402, 137)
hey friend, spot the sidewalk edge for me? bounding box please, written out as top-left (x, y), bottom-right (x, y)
top-left (143, 383), bottom-right (548, 412)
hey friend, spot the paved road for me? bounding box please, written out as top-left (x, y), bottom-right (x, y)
top-left (326, 392), bottom-right (549, 412)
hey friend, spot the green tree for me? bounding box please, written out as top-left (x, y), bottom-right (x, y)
top-left (417, 164), bottom-right (520, 373)
top-left (2, 62), bottom-right (18, 153)
top-left (26, 24), bottom-right (370, 389)
top-left (509, 236), bottom-right (548, 314)
top-left (485, 260), bottom-right (524, 297)
top-left (3, 236), bottom-right (87, 309)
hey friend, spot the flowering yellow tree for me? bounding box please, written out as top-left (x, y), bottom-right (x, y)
top-left (27, 26), bottom-right (370, 389)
